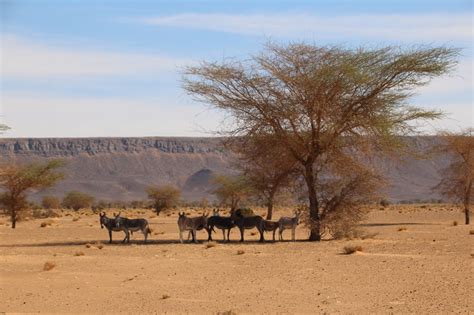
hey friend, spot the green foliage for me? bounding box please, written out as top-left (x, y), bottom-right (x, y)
top-left (62, 191), bottom-right (94, 211)
top-left (146, 185), bottom-right (181, 215)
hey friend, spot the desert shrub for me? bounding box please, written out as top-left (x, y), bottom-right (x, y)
top-left (40, 219), bottom-right (55, 228)
top-left (398, 227), bottom-right (407, 232)
top-left (74, 251), bottom-right (85, 256)
top-left (469, 230), bottom-right (474, 235)
top-left (236, 250), bottom-right (245, 255)
top-left (453, 221), bottom-right (458, 226)
top-left (32, 208), bottom-right (62, 219)
top-left (343, 245), bottom-right (363, 255)
top-left (62, 191), bottom-right (94, 211)
top-left (41, 195), bottom-right (61, 209)
top-left (321, 205), bottom-right (368, 240)
top-left (161, 294), bottom-right (171, 300)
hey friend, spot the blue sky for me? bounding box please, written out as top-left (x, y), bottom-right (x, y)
top-left (1, 0), bottom-right (472, 137)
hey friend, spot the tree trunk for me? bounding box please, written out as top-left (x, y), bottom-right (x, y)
top-left (11, 207), bottom-right (16, 229)
top-left (266, 200), bottom-right (274, 220)
top-left (464, 180), bottom-right (471, 225)
top-left (266, 190), bottom-right (276, 220)
top-left (304, 163), bottom-right (321, 241)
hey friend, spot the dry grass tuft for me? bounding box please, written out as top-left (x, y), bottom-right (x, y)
top-left (96, 243), bottom-right (104, 249)
top-left (161, 294), bottom-right (171, 300)
top-left (398, 227), bottom-right (407, 232)
top-left (343, 245), bottom-right (363, 255)
top-left (72, 217), bottom-right (80, 222)
top-left (469, 230), bottom-right (474, 235)
top-left (43, 261), bottom-right (56, 271)
top-left (74, 251), bottom-right (85, 256)
top-left (205, 242), bottom-right (217, 249)
top-left (40, 219), bottom-right (55, 228)
top-left (452, 221), bottom-right (458, 226)
top-left (236, 250), bottom-right (245, 255)
top-left (85, 243), bottom-right (92, 248)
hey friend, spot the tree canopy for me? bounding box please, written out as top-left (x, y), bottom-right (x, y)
top-left (184, 43), bottom-right (458, 240)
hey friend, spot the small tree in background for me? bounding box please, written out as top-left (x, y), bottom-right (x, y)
top-left (147, 185), bottom-right (181, 215)
top-left (41, 195), bottom-right (61, 209)
top-left (434, 128), bottom-right (473, 224)
top-left (0, 160), bottom-right (65, 228)
top-left (228, 134), bottom-right (297, 219)
top-left (62, 191), bottom-right (95, 211)
top-left (212, 175), bottom-right (253, 211)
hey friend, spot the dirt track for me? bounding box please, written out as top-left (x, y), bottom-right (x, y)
top-left (0, 206), bottom-right (472, 313)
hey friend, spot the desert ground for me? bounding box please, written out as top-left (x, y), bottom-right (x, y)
top-left (0, 205), bottom-right (472, 314)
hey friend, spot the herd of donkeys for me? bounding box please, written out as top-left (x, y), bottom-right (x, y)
top-left (98, 208), bottom-right (301, 244)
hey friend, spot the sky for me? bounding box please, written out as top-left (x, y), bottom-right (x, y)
top-left (0, 0), bottom-right (472, 138)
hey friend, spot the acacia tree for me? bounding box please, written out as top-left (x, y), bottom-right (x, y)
top-left (183, 43), bottom-right (457, 241)
top-left (212, 175), bottom-right (253, 211)
top-left (434, 128), bottom-right (473, 224)
top-left (228, 134), bottom-right (297, 219)
top-left (0, 160), bottom-right (64, 228)
top-left (146, 185), bottom-right (181, 215)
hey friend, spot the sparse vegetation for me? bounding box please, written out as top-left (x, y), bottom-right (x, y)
top-left (452, 221), bottom-right (458, 226)
top-left (74, 251), bottom-right (85, 256)
top-left (398, 227), bottom-right (407, 232)
top-left (161, 294), bottom-right (171, 300)
top-left (236, 250), bottom-right (245, 255)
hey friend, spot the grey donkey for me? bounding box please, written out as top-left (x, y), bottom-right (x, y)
top-left (261, 219), bottom-right (279, 241)
top-left (114, 213), bottom-right (151, 244)
top-left (207, 208), bottom-right (235, 242)
top-left (278, 211), bottom-right (301, 241)
top-left (99, 212), bottom-right (128, 243)
top-left (177, 212), bottom-right (209, 243)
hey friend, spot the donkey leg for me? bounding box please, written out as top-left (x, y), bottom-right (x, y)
top-left (108, 230), bottom-right (113, 243)
top-left (292, 228), bottom-right (296, 241)
top-left (179, 230), bottom-right (184, 244)
top-left (222, 229), bottom-right (226, 241)
top-left (239, 227), bottom-right (244, 242)
top-left (192, 229), bottom-right (197, 243)
top-left (227, 229), bottom-right (231, 242)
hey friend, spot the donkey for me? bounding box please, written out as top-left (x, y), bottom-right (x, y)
top-left (231, 209), bottom-right (265, 242)
top-left (114, 214), bottom-right (151, 244)
top-left (99, 212), bottom-right (128, 243)
top-left (177, 212), bottom-right (209, 243)
top-left (207, 209), bottom-right (235, 242)
top-left (261, 220), bottom-right (279, 241)
top-left (278, 211), bottom-right (301, 241)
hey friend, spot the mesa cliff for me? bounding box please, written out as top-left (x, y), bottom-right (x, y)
top-left (0, 137), bottom-right (448, 203)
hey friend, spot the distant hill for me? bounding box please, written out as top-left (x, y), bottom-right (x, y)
top-left (0, 136), bottom-right (450, 203)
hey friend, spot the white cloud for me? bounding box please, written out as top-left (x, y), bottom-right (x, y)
top-left (139, 13), bottom-right (473, 42)
top-left (0, 35), bottom-right (190, 79)
top-left (0, 94), bottom-right (222, 137)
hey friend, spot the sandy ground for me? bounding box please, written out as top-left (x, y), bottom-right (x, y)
top-left (0, 205), bottom-right (472, 314)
